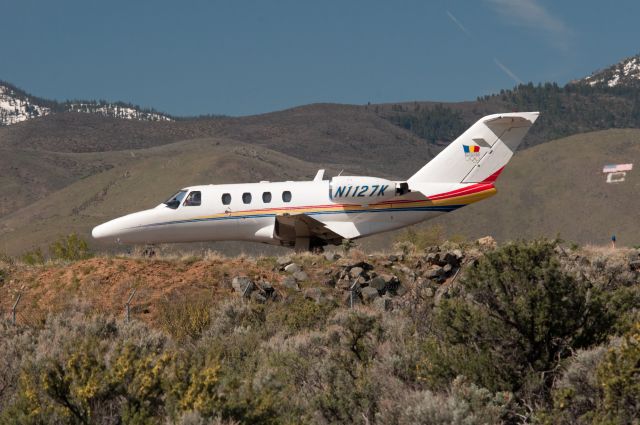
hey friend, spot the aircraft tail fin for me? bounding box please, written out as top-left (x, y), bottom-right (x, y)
top-left (407, 112), bottom-right (539, 184)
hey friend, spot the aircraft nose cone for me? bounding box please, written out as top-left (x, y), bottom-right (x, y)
top-left (92, 222), bottom-right (116, 241)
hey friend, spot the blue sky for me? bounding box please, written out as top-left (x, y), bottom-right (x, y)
top-left (1, 0), bottom-right (638, 116)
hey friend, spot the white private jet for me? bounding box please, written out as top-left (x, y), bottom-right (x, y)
top-left (92, 112), bottom-right (539, 251)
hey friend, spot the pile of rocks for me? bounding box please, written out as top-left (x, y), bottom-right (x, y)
top-left (325, 257), bottom-right (403, 309)
top-left (231, 276), bottom-right (275, 303)
top-left (229, 246), bottom-right (469, 310)
top-left (417, 248), bottom-right (465, 283)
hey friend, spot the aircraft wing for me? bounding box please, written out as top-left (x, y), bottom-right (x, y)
top-left (274, 213), bottom-right (346, 246)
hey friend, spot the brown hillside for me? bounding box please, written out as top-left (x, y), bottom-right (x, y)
top-left (1, 104), bottom-right (433, 224)
top-left (433, 128), bottom-right (640, 246)
top-left (0, 138), bottom-right (339, 255)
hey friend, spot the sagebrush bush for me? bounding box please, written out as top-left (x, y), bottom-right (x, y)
top-left (594, 323), bottom-right (640, 423)
top-left (21, 247), bottom-right (45, 265)
top-left (551, 345), bottom-right (608, 424)
top-left (157, 296), bottom-right (212, 340)
top-left (49, 233), bottom-right (92, 261)
top-left (376, 376), bottom-right (512, 425)
top-left (2, 241), bottom-right (640, 424)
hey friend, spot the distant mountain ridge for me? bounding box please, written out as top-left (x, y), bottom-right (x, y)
top-left (3, 52), bottom-right (640, 128)
top-left (577, 54), bottom-right (640, 88)
top-left (0, 84), bottom-right (51, 125)
top-left (0, 81), bottom-right (172, 126)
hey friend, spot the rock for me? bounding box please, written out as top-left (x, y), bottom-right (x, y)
top-left (443, 264), bottom-right (453, 274)
top-left (293, 271), bottom-right (308, 282)
top-left (401, 266), bottom-right (414, 276)
top-left (348, 261), bottom-right (374, 271)
top-left (342, 291), bottom-right (359, 307)
top-left (424, 265), bottom-right (444, 279)
top-left (443, 252), bottom-right (461, 267)
top-left (336, 279), bottom-right (353, 291)
top-left (251, 292), bottom-right (267, 303)
top-left (282, 276), bottom-right (299, 291)
top-left (425, 252), bottom-right (438, 263)
top-left (394, 284), bottom-right (408, 297)
top-left (349, 266), bottom-right (364, 278)
top-left (304, 287), bottom-right (323, 303)
top-left (324, 252), bottom-right (341, 261)
top-left (277, 257), bottom-right (292, 267)
top-left (232, 276), bottom-right (254, 297)
top-left (387, 254), bottom-right (399, 263)
top-left (284, 263), bottom-right (301, 274)
top-left (361, 286), bottom-right (380, 303)
top-left (259, 281), bottom-right (274, 297)
top-left (322, 277), bottom-right (336, 287)
top-left (379, 260), bottom-right (393, 267)
top-left (379, 273), bottom-right (397, 284)
top-left (477, 236), bottom-right (497, 248)
top-left (377, 273), bottom-right (400, 291)
top-left (369, 276), bottom-right (387, 292)
top-left (374, 296), bottom-right (393, 311)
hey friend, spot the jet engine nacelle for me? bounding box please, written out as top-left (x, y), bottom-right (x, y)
top-left (329, 176), bottom-right (408, 204)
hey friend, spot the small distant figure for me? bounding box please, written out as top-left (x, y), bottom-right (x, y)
top-left (611, 234), bottom-right (617, 249)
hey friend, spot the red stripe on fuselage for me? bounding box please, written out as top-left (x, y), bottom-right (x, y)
top-left (427, 183), bottom-right (494, 200)
top-left (480, 166), bottom-right (505, 184)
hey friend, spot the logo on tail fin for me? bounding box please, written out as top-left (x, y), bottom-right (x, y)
top-left (463, 145), bottom-right (481, 162)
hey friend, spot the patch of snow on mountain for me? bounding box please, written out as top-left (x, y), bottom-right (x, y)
top-left (0, 85), bottom-right (50, 125)
top-left (622, 57), bottom-right (640, 77)
top-left (66, 103), bottom-right (172, 122)
top-left (583, 55), bottom-right (640, 88)
top-left (607, 74), bottom-right (621, 87)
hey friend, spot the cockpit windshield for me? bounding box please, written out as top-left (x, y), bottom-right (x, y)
top-left (164, 190), bottom-right (187, 209)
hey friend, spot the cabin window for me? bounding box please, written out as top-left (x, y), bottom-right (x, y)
top-left (183, 191), bottom-right (201, 206)
top-left (164, 190), bottom-right (187, 209)
top-left (242, 192), bottom-right (252, 204)
top-left (262, 192), bottom-right (272, 203)
top-left (222, 193), bottom-right (231, 205)
top-left (282, 191), bottom-right (292, 202)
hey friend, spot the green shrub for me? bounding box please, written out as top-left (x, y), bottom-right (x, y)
top-left (341, 238), bottom-right (356, 254)
top-left (21, 247), bottom-right (45, 265)
top-left (594, 323), bottom-right (640, 423)
top-left (420, 239), bottom-right (612, 397)
top-left (157, 297), bottom-right (212, 341)
top-left (1, 313), bottom-right (173, 424)
top-left (266, 295), bottom-right (336, 334)
top-left (49, 233), bottom-right (92, 261)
